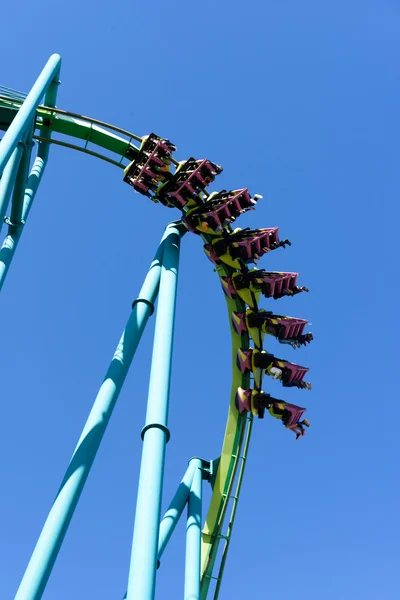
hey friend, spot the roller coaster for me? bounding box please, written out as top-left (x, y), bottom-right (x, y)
top-left (0, 55), bottom-right (312, 600)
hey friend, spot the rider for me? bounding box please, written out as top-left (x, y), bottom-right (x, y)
top-left (267, 399), bottom-right (310, 439)
top-left (235, 387), bottom-right (310, 440)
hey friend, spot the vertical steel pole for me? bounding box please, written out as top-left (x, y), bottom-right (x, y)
top-left (0, 54), bottom-right (61, 174)
top-left (9, 122), bottom-right (35, 227)
top-left (126, 223), bottom-right (181, 600)
top-left (185, 459), bottom-right (203, 600)
top-left (14, 227), bottom-right (171, 600)
top-left (158, 462), bottom-right (196, 561)
top-left (0, 145), bottom-right (24, 234)
top-left (122, 462), bottom-right (195, 600)
top-left (0, 57), bottom-right (60, 293)
top-left (0, 146), bottom-right (46, 292)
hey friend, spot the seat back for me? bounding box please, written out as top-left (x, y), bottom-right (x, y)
top-left (273, 316), bottom-right (307, 339)
top-left (124, 134), bottom-right (175, 198)
top-left (284, 363), bottom-right (309, 382)
top-left (283, 403), bottom-right (307, 426)
top-left (220, 276), bottom-right (236, 299)
top-left (161, 158), bottom-right (222, 208)
top-left (231, 312), bottom-right (247, 334)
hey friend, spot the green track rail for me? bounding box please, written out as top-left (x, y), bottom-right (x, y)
top-left (0, 92), bottom-right (253, 598)
top-left (0, 94), bottom-right (141, 167)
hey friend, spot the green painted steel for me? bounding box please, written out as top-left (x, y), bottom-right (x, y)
top-left (185, 458), bottom-right (203, 600)
top-left (0, 99), bottom-right (139, 167)
top-left (14, 228), bottom-right (168, 600)
top-left (126, 223), bottom-right (181, 600)
top-left (199, 417), bottom-right (248, 600)
top-left (213, 416), bottom-right (253, 599)
top-left (0, 85), bottom-right (27, 101)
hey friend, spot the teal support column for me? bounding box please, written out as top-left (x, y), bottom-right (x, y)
top-left (14, 227), bottom-right (171, 600)
top-left (0, 53), bottom-right (61, 173)
top-left (184, 459), bottom-right (203, 600)
top-left (0, 144), bottom-right (47, 292)
top-left (9, 123), bottom-right (35, 227)
top-left (158, 462), bottom-right (196, 560)
top-left (126, 223), bottom-right (181, 600)
top-left (0, 56), bottom-right (60, 293)
top-left (0, 145), bottom-right (24, 234)
top-left (122, 462), bottom-right (195, 600)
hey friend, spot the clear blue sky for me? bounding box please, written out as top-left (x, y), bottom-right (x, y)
top-left (1, 1), bottom-right (399, 598)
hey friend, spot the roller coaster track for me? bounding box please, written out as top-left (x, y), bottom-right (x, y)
top-left (0, 87), bottom-right (305, 598)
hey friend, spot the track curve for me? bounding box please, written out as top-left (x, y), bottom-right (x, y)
top-left (0, 92), bottom-right (310, 599)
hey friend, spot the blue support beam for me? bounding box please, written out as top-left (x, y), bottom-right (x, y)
top-left (0, 144), bottom-right (47, 292)
top-left (0, 55), bottom-right (60, 293)
top-left (122, 461), bottom-right (196, 600)
top-left (9, 123), bottom-right (35, 227)
top-left (14, 226), bottom-right (173, 600)
top-left (0, 54), bottom-right (61, 174)
top-left (0, 144), bottom-right (24, 235)
top-left (184, 459), bottom-right (203, 600)
top-left (126, 223), bottom-right (181, 600)
top-left (158, 462), bottom-right (196, 561)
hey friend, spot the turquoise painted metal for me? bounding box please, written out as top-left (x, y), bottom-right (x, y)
top-left (0, 56), bottom-right (60, 292)
top-left (158, 462), bottom-right (196, 560)
top-left (9, 125), bottom-right (34, 226)
top-left (126, 223), bottom-right (181, 600)
top-left (0, 146), bottom-right (47, 291)
top-left (185, 458), bottom-right (203, 600)
top-left (1, 54), bottom-right (312, 600)
top-left (14, 228), bottom-right (169, 600)
top-left (122, 461), bottom-right (196, 600)
top-left (0, 54), bottom-right (60, 173)
top-left (0, 57), bottom-right (251, 599)
top-left (0, 145), bottom-right (23, 234)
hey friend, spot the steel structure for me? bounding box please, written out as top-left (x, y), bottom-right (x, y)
top-left (0, 55), bottom-right (312, 600)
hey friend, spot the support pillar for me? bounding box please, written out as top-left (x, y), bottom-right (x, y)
top-left (0, 54), bottom-right (60, 293)
top-left (126, 222), bottom-right (181, 600)
top-left (158, 462), bottom-right (196, 561)
top-left (9, 122), bottom-right (35, 227)
top-left (0, 146), bottom-right (46, 292)
top-left (0, 54), bottom-right (61, 174)
top-left (14, 225), bottom-right (172, 600)
top-left (0, 144), bottom-right (24, 236)
top-left (184, 459), bottom-right (203, 600)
